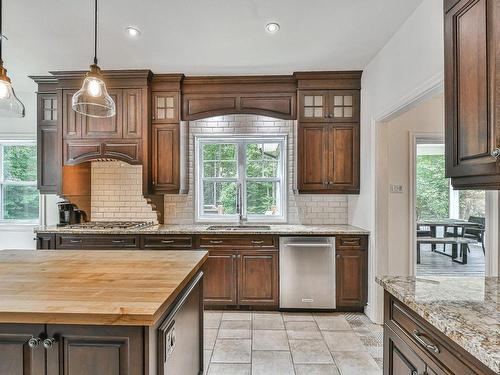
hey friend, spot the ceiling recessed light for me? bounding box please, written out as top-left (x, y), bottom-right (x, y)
top-left (265, 23), bottom-right (280, 34)
top-left (125, 26), bottom-right (141, 38)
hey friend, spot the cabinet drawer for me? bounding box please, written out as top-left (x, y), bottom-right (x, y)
top-left (198, 235), bottom-right (278, 249)
top-left (141, 235), bottom-right (193, 249)
top-left (55, 235), bottom-right (139, 249)
top-left (336, 235), bottom-right (367, 249)
top-left (388, 296), bottom-right (480, 375)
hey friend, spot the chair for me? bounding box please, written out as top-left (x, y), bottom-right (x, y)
top-left (463, 216), bottom-right (486, 254)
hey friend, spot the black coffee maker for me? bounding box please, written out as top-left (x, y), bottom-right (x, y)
top-left (58, 201), bottom-right (86, 226)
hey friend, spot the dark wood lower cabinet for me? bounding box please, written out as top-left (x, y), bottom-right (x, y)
top-left (45, 325), bottom-right (144, 375)
top-left (36, 233), bottom-right (368, 311)
top-left (203, 248), bottom-right (279, 308)
top-left (384, 325), bottom-right (426, 375)
top-left (384, 292), bottom-right (495, 375)
top-left (336, 250), bottom-right (367, 308)
top-left (0, 324), bottom-right (45, 375)
top-left (238, 250), bottom-right (279, 307)
top-left (203, 250), bottom-right (238, 305)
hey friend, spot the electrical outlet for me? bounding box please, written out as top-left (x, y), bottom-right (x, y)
top-left (390, 184), bottom-right (404, 193)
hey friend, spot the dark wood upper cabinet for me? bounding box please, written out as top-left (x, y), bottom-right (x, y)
top-left (122, 88), bottom-right (144, 138)
top-left (37, 91), bottom-right (61, 194)
top-left (296, 72), bottom-right (361, 194)
top-left (152, 124), bottom-right (180, 193)
top-left (298, 123), bottom-right (359, 194)
top-left (82, 89), bottom-right (123, 139)
top-left (444, 0), bottom-right (500, 189)
top-left (0, 324), bottom-right (45, 375)
top-left (299, 90), bottom-right (360, 122)
top-left (152, 91), bottom-right (180, 123)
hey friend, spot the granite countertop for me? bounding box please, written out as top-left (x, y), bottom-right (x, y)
top-left (376, 276), bottom-right (499, 374)
top-left (35, 223), bottom-right (370, 235)
top-left (0, 250), bottom-right (207, 326)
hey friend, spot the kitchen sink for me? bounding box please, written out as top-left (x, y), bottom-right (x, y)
top-left (206, 225), bottom-right (271, 231)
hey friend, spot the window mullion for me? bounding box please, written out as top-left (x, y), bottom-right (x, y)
top-left (238, 142), bottom-right (246, 218)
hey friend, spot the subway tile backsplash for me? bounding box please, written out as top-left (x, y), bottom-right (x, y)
top-left (163, 114), bottom-right (349, 225)
top-left (90, 115), bottom-right (349, 225)
top-left (91, 161), bottom-right (158, 223)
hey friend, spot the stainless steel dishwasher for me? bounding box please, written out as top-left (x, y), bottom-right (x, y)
top-left (280, 237), bottom-right (336, 309)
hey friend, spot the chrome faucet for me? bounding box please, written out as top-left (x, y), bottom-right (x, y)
top-left (237, 183), bottom-right (247, 224)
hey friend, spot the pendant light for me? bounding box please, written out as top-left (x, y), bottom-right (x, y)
top-left (72, 0), bottom-right (115, 118)
top-left (0, 0), bottom-right (25, 118)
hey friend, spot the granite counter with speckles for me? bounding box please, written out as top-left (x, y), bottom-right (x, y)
top-left (376, 275), bottom-right (499, 374)
top-left (35, 224), bottom-right (369, 235)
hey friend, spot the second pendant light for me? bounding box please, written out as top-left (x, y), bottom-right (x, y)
top-left (72, 0), bottom-right (115, 118)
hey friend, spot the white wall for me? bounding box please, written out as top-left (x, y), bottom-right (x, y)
top-left (0, 88), bottom-right (53, 250)
top-left (377, 95), bottom-right (444, 276)
top-left (348, 0), bottom-right (444, 323)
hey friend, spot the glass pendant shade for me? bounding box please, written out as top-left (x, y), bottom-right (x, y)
top-left (0, 67), bottom-right (25, 118)
top-left (72, 64), bottom-right (115, 118)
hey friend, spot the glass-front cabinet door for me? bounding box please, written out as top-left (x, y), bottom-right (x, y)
top-left (299, 90), bottom-right (359, 122)
top-left (152, 91), bottom-right (179, 123)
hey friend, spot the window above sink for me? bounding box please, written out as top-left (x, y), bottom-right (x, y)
top-left (195, 136), bottom-right (287, 223)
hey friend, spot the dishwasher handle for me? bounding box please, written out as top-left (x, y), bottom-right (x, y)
top-left (284, 243), bottom-right (334, 248)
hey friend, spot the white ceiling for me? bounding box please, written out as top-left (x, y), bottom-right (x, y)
top-left (7, 0), bottom-right (423, 92)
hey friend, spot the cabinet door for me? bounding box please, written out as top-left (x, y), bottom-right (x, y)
top-left (62, 90), bottom-right (83, 139)
top-left (153, 91), bottom-right (179, 123)
top-left (327, 90), bottom-right (359, 122)
top-left (122, 88), bottom-right (143, 139)
top-left (237, 250), bottom-right (279, 307)
top-left (37, 94), bottom-right (60, 193)
top-left (327, 124), bottom-right (360, 193)
top-left (81, 89), bottom-right (123, 139)
top-left (444, 0), bottom-right (499, 181)
top-left (46, 325), bottom-right (143, 375)
top-left (299, 90), bottom-right (328, 122)
top-left (0, 324), bottom-right (45, 375)
top-left (298, 123), bottom-right (329, 191)
top-left (36, 234), bottom-right (55, 249)
top-left (384, 325), bottom-right (426, 375)
top-left (336, 249), bottom-right (367, 308)
top-left (152, 124), bottom-right (180, 192)
top-left (203, 250), bottom-right (237, 305)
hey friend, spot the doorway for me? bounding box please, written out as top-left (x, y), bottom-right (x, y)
top-left (412, 139), bottom-right (486, 276)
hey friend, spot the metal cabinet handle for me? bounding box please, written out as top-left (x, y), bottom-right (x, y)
top-left (69, 239), bottom-right (82, 243)
top-left (28, 337), bottom-right (41, 349)
top-left (161, 240), bottom-right (175, 244)
top-left (43, 338), bottom-right (56, 349)
top-left (491, 148), bottom-right (500, 158)
top-left (342, 240), bottom-right (359, 245)
top-left (251, 240), bottom-right (264, 244)
top-left (111, 240), bottom-right (125, 244)
top-left (209, 240), bottom-right (223, 244)
top-left (412, 330), bottom-right (439, 353)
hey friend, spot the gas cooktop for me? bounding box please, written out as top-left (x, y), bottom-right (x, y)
top-left (65, 221), bottom-right (155, 230)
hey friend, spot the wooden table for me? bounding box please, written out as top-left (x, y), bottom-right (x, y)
top-left (417, 219), bottom-right (481, 238)
top-left (416, 236), bottom-right (476, 264)
top-left (0, 249), bottom-right (208, 375)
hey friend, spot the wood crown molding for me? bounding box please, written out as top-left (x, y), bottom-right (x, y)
top-left (294, 71), bottom-right (362, 90)
top-left (49, 69), bottom-right (154, 89)
top-left (182, 75), bottom-right (297, 94)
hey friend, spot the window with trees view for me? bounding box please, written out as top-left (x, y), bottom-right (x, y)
top-left (0, 142), bottom-right (39, 222)
top-left (196, 137), bottom-right (286, 222)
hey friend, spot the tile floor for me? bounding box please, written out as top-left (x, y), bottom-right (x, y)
top-left (204, 311), bottom-right (383, 375)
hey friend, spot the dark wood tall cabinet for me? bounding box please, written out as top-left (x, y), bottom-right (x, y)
top-left (444, 0), bottom-right (500, 189)
top-left (150, 75), bottom-right (184, 194)
top-left (32, 77), bottom-right (60, 194)
top-left (295, 72), bottom-right (361, 194)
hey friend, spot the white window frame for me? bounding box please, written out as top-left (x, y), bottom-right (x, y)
top-left (0, 139), bottom-right (40, 224)
top-left (195, 135), bottom-right (287, 223)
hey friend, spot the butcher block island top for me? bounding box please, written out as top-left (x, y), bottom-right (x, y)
top-left (0, 249), bottom-right (207, 326)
